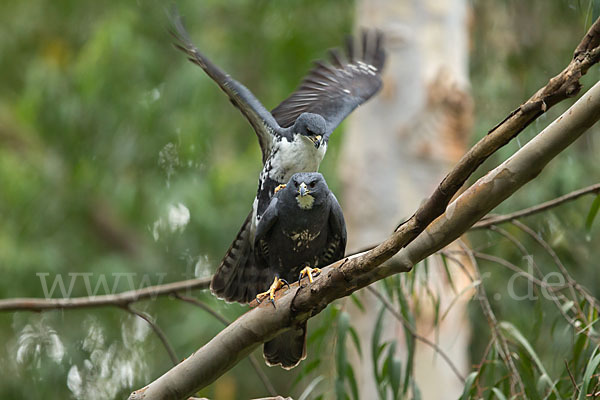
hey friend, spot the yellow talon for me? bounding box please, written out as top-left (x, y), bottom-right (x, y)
top-left (299, 266), bottom-right (321, 283)
top-left (274, 184), bottom-right (286, 194)
top-left (256, 277), bottom-right (289, 307)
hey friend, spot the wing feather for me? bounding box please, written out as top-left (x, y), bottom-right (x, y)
top-left (271, 30), bottom-right (386, 134)
top-left (321, 193), bottom-right (347, 266)
top-left (170, 12), bottom-right (279, 164)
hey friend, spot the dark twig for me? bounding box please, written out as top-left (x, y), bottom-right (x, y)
top-left (126, 305), bottom-right (179, 366)
top-left (565, 359), bottom-right (580, 396)
top-left (472, 183), bottom-right (600, 229)
top-left (511, 221), bottom-right (592, 318)
top-left (459, 242), bottom-right (526, 397)
top-left (474, 225), bottom-right (600, 341)
top-left (175, 293), bottom-right (229, 325)
top-left (174, 293), bottom-right (278, 397)
top-left (366, 286), bottom-right (466, 384)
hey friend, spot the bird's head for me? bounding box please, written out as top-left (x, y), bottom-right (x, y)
top-left (292, 113), bottom-right (327, 149)
top-left (286, 172), bottom-right (329, 210)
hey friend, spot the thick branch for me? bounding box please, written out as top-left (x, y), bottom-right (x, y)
top-left (0, 277), bottom-right (211, 312)
top-left (472, 183), bottom-right (600, 229)
top-left (129, 76), bottom-right (600, 400)
top-left (335, 16), bottom-right (600, 283)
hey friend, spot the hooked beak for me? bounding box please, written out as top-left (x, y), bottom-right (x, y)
top-left (298, 182), bottom-right (309, 197)
top-left (310, 135), bottom-right (322, 149)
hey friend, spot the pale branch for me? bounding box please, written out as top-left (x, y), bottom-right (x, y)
top-left (0, 277), bottom-right (211, 312)
top-left (330, 16), bottom-right (600, 277)
top-left (472, 183), bottom-right (600, 229)
top-left (129, 70), bottom-right (600, 400)
top-left (127, 305), bottom-right (179, 366)
top-left (365, 286), bottom-right (466, 384)
top-left (376, 16), bottom-right (600, 251)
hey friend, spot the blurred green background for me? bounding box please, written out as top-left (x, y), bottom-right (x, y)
top-left (0, 0), bottom-right (599, 399)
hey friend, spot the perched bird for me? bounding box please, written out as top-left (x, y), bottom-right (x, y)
top-left (170, 14), bottom-right (384, 303)
top-left (253, 172), bottom-right (347, 369)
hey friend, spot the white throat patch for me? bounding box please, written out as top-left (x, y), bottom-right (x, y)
top-left (296, 194), bottom-right (315, 210)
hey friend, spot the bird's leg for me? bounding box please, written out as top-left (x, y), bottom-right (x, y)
top-left (273, 184), bottom-right (286, 194)
top-left (256, 276), bottom-right (290, 307)
top-left (298, 265), bottom-right (321, 284)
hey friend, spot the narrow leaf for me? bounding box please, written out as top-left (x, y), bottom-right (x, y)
top-left (585, 194), bottom-right (600, 231)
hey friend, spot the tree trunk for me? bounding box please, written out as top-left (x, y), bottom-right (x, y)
top-left (340, 0), bottom-right (473, 398)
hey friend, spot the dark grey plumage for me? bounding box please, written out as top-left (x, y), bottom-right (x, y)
top-left (170, 13), bottom-right (381, 303)
top-left (271, 30), bottom-right (386, 132)
top-left (253, 172), bottom-right (347, 369)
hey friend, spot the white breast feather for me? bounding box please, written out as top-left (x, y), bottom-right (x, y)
top-left (268, 136), bottom-right (327, 182)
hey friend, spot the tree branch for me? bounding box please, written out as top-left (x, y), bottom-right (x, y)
top-left (0, 277), bottom-right (211, 312)
top-left (472, 183), bottom-right (600, 229)
top-left (386, 17), bottom-right (600, 235)
top-left (337, 17), bottom-right (600, 268)
top-left (127, 305), bottom-right (179, 366)
top-left (129, 67), bottom-right (600, 400)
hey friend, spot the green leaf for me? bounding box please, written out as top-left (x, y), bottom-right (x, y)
top-left (411, 377), bottom-right (422, 400)
top-left (350, 293), bottom-right (365, 313)
top-left (386, 340), bottom-right (401, 400)
top-left (293, 358), bottom-right (321, 387)
top-left (371, 306), bottom-right (386, 383)
top-left (491, 387), bottom-right (508, 400)
top-left (578, 345), bottom-right (600, 400)
top-left (560, 300), bottom-right (575, 314)
top-left (298, 376), bottom-right (324, 400)
top-left (345, 364), bottom-right (360, 400)
top-left (500, 321), bottom-right (549, 377)
top-left (336, 311), bottom-right (350, 400)
top-left (395, 285), bottom-right (416, 394)
top-left (440, 280), bottom-right (481, 322)
top-left (348, 326), bottom-right (362, 359)
top-left (585, 194), bottom-right (600, 231)
top-left (440, 253), bottom-right (457, 294)
top-left (572, 332), bottom-right (590, 372)
top-left (460, 371), bottom-right (479, 400)
top-left (536, 374), bottom-right (557, 399)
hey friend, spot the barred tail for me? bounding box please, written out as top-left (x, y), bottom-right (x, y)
top-left (263, 322), bottom-right (307, 369)
top-left (211, 211), bottom-right (272, 303)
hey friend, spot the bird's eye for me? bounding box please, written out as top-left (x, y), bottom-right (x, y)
top-left (309, 181), bottom-right (316, 188)
top-left (294, 180), bottom-right (299, 187)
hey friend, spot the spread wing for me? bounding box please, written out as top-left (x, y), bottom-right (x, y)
top-left (321, 193), bottom-right (347, 266)
top-left (170, 13), bottom-right (280, 164)
top-left (271, 30), bottom-right (386, 134)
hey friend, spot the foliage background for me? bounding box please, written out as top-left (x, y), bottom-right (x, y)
top-left (0, 0), bottom-right (599, 399)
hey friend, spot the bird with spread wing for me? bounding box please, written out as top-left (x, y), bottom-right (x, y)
top-left (171, 14), bottom-right (385, 303)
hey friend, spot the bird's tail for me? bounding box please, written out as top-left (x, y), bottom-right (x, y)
top-left (210, 211), bottom-right (271, 303)
top-left (263, 322), bottom-right (307, 369)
